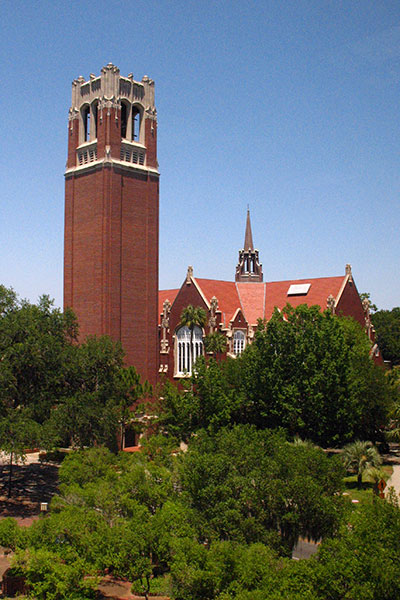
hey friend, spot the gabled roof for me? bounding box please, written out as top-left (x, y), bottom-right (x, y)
top-left (264, 276), bottom-right (345, 321)
top-left (159, 274), bottom-right (349, 327)
top-left (194, 279), bottom-right (241, 327)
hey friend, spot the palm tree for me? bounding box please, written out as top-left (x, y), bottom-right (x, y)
top-left (180, 305), bottom-right (207, 373)
top-left (204, 331), bottom-right (227, 359)
top-left (342, 440), bottom-right (382, 489)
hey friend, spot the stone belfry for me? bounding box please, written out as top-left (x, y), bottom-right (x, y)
top-left (235, 209), bottom-right (263, 282)
top-left (64, 64), bottom-right (159, 384)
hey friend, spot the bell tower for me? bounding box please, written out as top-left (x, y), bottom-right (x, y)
top-left (64, 64), bottom-right (159, 384)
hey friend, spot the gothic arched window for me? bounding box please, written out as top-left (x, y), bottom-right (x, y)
top-left (176, 325), bottom-right (203, 375)
top-left (233, 330), bottom-right (245, 356)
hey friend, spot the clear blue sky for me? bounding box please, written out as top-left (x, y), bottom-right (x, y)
top-left (1, 0), bottom-right (399, 310)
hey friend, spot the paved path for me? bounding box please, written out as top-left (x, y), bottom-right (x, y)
top-left (386, 464), bottom-right (400, 499)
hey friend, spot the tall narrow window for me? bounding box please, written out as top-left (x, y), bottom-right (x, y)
top-left (82, 105), bottom-right (90, 142)
top-left (121, 102), bottom-right (128, 139)
top-left (132, 107), bottom-right (141, 141)
top-left (176, 325), bottom-right (203, 375)
top-left (233, 330), bottom-right (245, 356)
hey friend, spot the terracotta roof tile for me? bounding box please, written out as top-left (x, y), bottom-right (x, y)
top-left (194, 279), bottom-right (241, 326)
top-left (265, 276), bottom-right (344, 320)
top-left (236, 282), bottom-right (265, 325)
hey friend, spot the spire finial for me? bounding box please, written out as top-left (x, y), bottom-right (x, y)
top-left (244, 208), bottom-right (254, 250)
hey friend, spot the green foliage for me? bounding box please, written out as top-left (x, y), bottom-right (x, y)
top-left (204, 332), bottom-right (227, 357)
top-left (239, 305), bottom-right (392, 445)
top-left (372, 306), bottom-right (400, 365)
top-left (11, 548), bottom-right (96, 600)
top-left (178, 426), bottom-right (344, 552)
top-left (159, 304), bottom-right (393, 447)
top-left (0, 517), bottom-right (20, 550)
top-left (180, 305), bottom-right (207, 332)
top-left (342, 440), bottom-right (382, 489)
top-left (312, 496), bottom-right (400, 600)
top-left (157, 357), bottom-right (244, 439)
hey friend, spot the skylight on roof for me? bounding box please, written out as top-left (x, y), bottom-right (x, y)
top-left (287, 283), bottom-right (311, 296)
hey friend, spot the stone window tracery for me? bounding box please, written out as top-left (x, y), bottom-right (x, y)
top-left (176, 325), bottom-right (203, 375)
top-left (233, 330), bottom-right (246, 356)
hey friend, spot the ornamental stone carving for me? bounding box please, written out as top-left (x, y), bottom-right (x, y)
top-left (345, 263), bottom-right (353, 283)
top-left (363, 297), bottom-right (372, 339)
top-left (209, 296), bottom-right (219, 332)
top-left (186, 266), bottom-right (193, 284)
top-left (160, 299), bottom-right (171, 353)
top-left (327, 294), bottom-right (335, 314)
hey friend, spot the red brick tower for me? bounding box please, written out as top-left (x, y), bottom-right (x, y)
top-left (64, 64), bottom-right (159, 384)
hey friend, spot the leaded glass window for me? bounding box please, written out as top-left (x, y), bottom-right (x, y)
top-left (176, 325), bottom-right (203, 375)
top-left (233, 330), bottom-right (245, 356)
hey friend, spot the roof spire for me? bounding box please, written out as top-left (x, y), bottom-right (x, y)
top-left (244, 208), bottom-right (254, 250)
top-left (235, 208), bottom-right (263, 283)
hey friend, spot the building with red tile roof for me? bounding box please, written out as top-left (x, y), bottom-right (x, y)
top-left (159, 211), bottom-right (380, 379)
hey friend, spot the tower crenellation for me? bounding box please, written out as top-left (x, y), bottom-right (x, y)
top-left (67, 63), bottom-right (157, 170)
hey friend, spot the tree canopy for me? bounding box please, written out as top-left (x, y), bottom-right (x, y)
top-left (372, 306), bottom-right (400, 366)
top-left (159, 304), bottom-right (394, 446)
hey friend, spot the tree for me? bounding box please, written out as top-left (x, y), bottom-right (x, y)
top-left (0, 290), bottom-right (77, 422)
top-left (372, 307), bottom-right (400, 365)
top-left (179, 305), bottom-right (207, 373)
top-left (46, 335), bottom-right (125, 450)
top-left (239, 305), bottom-right (393, 446)
top-left (178, 426), bottom-right (344, 553)
top-left (11, 548), bottom-right (97, 600)
top-left (204, 331), bottom-right (227, 359)
top-left (115, 365), bottom-right (152, 450)
top-left (0, 410), bottom-right (40, 496)
top-left (342, 440), bottom-right (382, 489)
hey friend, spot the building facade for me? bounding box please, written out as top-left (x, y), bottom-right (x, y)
top-left (158, 211), bottom-right (381, 379)
top-left (64, 64), bottom-right (159, 385)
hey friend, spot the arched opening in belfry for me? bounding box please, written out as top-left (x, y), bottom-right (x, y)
top-left (121, 101), bottom-right (129, 139)
top-left (82, 105), bottom-right (90, 142)
top-left (92, 101), bottom-right (98, 138)
top-left (132, 106), bottom-right (141, 141)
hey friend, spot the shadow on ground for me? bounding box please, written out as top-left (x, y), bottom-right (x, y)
top-left (0, 462), bottom-right (59, 520)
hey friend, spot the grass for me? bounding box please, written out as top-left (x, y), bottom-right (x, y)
top-left (343, 465), bottom-right (393, 504)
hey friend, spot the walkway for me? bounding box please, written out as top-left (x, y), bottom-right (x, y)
top-left (386, 464), bottom-right (400, 499)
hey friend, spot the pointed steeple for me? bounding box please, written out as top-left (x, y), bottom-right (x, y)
top-left (235, 209), bottom-right (263, 282)
top-left (244, 208), bottom-right (254, 250)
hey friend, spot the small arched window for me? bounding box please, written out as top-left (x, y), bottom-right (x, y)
top-left (176, 325), bottom-right (203, 375)
top-left (233, 330), bottom-right (246, 356)
top-left (132, 106), bottom-right (141, 142)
